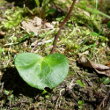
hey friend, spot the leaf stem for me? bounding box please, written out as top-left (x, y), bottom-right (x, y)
top-left (50, 0), bottom-right (77, 54)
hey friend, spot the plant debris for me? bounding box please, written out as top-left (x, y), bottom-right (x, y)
top-left (78, 56), bottom-right (110, 77)
top-left (22, 16), bottom-right (54, 36)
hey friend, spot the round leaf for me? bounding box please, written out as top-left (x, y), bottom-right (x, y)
top-left (15, 53), bottom-right (69, 90)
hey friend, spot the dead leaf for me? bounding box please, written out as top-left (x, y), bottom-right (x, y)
top-left (21, 17), bottom-right (43, 36)
top-left (45, 22), bottom-right (54, 29)
top-left (78, 56), bottom-right (110, 77)
top-left (105, 62), bottom-right (110, 67)
top-left (33, 17), bottom-right (42, 26)
top-left (21, 16), bottom-right (55, 36)
top-left (22, 20), bottom-right (40, 36)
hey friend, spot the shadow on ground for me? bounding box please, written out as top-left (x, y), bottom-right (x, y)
top-left (4, 0), bottom-right (65, 21)
top-left (1, 67), bottom-right (41, 97)
top-left (5, 0), bottom-right (36, 9)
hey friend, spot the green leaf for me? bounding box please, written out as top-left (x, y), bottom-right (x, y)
top-left (78, 100), bottom-right (84, 109)
top-left (90, 32), bottom-right (100, 37)
top-left (107, 21), bottom-right (110, 28)
top-left (81, 7), bottom-right (110, 19)
top-left (76, 80), bottom-right (85, 87)
top-left (101, 77), bottom-right (110, 85)
top-left (15, 53), bottom-right (69, 90)
top-left (34, 0), bottom-right (40, 7)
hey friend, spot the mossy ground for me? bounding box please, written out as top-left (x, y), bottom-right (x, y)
top-left (0, 0), bottom-right (110, 110)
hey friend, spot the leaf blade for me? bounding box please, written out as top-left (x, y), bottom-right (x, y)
top-left (15, 53), bottom-right (69, 90)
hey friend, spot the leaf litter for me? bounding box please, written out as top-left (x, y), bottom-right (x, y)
top-left (78, 56), bottom-right (110, 77)
top-left (22, 16), bottom-right (55, 36)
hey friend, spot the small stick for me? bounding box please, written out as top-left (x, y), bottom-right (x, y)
top-left (50, 0), bottom-right (77, 54)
